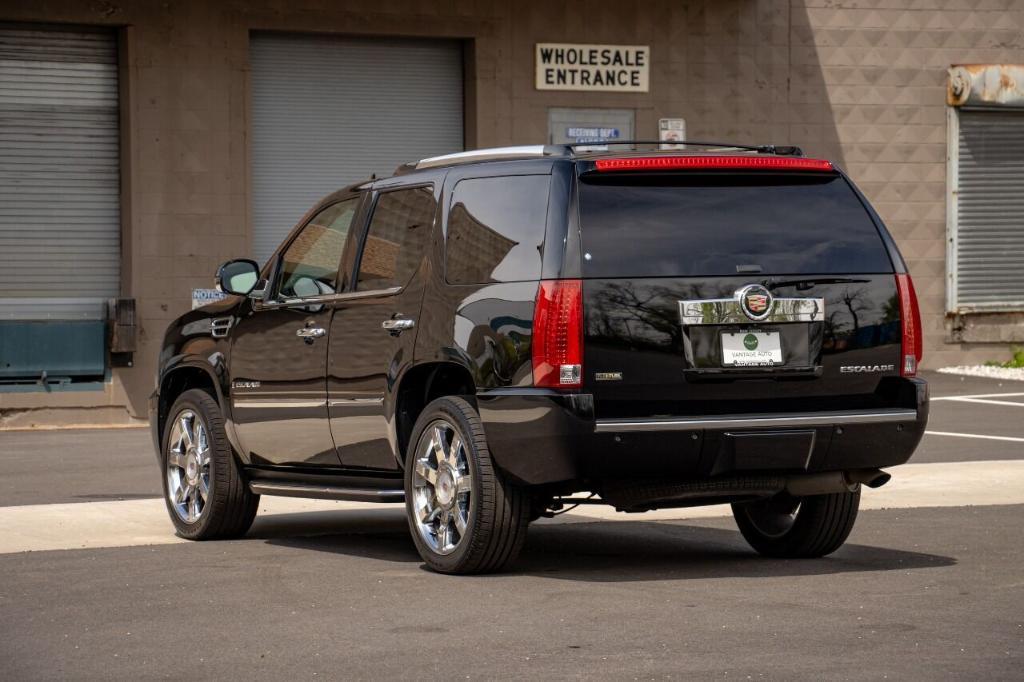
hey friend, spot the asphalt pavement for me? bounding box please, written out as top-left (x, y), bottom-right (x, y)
top-left (1, 370), bottom-right (1022, 679)
top-left (0, 427), bottom-right (157, 507)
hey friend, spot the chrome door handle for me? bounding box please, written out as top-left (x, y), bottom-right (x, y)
top-left (296, 327), bottom-right (326, 340)
top-left (381, 318), bottom-right (415, 335)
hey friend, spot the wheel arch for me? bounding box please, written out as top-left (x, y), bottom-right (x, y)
top-left (157, 363), bottom-right (224, 447)
top-left (393, 361), bottom-right (476, 468)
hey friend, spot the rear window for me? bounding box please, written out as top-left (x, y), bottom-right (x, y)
top-left (578, 174), bottom-right (893, 277)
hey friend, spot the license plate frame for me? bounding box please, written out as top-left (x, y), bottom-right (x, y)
top-left (720, 330), bottom-right (783, 367)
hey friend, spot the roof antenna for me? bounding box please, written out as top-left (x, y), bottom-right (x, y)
top-left (370, 172), bottom-right (377, 180)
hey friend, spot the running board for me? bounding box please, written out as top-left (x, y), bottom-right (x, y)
top-left (248, 479), bottom-right (405, 503)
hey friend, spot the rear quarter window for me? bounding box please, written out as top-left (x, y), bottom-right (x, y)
top-left (578, 173), bottom-right (893, 277)
top-left (445, 175), bottom-right (551, 285)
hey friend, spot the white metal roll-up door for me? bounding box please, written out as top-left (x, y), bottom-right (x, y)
top-left (954, 109), bottom-right (1024, 311)
top-left (0, 26), bottom-right (120, 321)
top-left (250, 33), bottom-right (464, 264)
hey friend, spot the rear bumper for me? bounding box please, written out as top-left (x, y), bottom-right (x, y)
top-left (476, 389), bottom-right (595, 485)
top-left (594, 408), bottom-right (918, 433)
top-left (477, 379), bottom-right (929, 485)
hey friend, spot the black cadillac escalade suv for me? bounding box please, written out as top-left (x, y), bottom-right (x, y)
top-left (150, 143), bottom-right (928, 574)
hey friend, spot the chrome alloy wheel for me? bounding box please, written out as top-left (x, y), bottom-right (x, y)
top-left (166, 409), bottom-right (211, 524)
top-left (411, 420), bottom-right (472, 555)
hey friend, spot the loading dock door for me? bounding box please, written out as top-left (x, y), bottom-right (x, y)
top-left (0, 26), bottom-right (120, 382)
top-left (249, 34), bottom-right (464, 264)
top-left (0, 26), bottom-right (120, 321)
top-left (951, 109), bottom-right (1024, 311)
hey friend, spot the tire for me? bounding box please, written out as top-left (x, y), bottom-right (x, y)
top-left (731, 488), bottom-right (860, 558)
top-left (404, 396), bottom-right (530, 574)
top-left (162, 388), bottom-right (259, 540)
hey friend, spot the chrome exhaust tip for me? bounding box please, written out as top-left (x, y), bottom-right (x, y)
top-left (846, 469), bottom-right (891, 489)
top-left (785, 469), bottom-right (891, 496)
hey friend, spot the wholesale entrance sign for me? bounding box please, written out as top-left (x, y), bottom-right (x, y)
top-left (536, 43), bottom-right (649, 92)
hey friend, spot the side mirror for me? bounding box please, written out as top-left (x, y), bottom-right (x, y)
top-left (216, 259), bottom-right (261, 297)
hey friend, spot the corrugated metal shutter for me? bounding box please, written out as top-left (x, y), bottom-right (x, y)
top-left (0, 26), bottom-right (120, 320)
top-left (955, 109), bottom-right (1024, 310)
top-left (250, 33), bottom-right (464, 264)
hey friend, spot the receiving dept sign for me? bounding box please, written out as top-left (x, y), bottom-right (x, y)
top-left (566, 127), bottom-right (620, 152)
top-left (536, 43), bottom-right (649, 92)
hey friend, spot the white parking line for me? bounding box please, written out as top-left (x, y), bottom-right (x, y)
top-left (2, 460), bottom-right (1023, 555)
top-left (932, 392), bottom-right (1024, 401)
top-left (935, 397), bottom-right (1024, 408)
top-left (925, 430), bottom-right (1024, 443)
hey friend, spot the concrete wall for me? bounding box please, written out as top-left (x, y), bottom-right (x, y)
top-left (0, 0), bottom-right (1021, 421)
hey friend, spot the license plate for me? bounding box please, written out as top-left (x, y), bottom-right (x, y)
top-left (721, 331), bottom-right (783, 367)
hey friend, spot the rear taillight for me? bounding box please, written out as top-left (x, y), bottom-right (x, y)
top-left (895, 273), bottom-right (923, 377)
top-left (593, 156), bottom-right (834, 173)
top-left (532, 279), bottom-right (583, 389)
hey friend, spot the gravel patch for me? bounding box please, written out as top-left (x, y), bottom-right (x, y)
top-left (937, 365), bottom-right (1024, 382)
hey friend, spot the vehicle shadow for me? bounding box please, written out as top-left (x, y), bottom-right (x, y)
top-left (252, 509), bottom-right (416, 564)
top-left (516, 522), bottom-right (955, 582)
top-left (255, 510), bottom-right (956, 582)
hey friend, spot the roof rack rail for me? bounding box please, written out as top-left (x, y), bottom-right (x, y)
top-left (394, 141), bottom-right (805, 176)
top-left (399, 145), bottom-right (569, 173)
top-left (565, 140), bottom-right (804, 156)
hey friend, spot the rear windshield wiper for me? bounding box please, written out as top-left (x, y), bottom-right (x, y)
top-left (766, 277), bottom-right (870, 291)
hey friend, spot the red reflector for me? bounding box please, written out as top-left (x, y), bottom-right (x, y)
top-left (593, 156), bottom-right (834, 173)
top-left (532, 280), bottom-right (583, 389)
top-left (895, 273), bottom-right (923, 377)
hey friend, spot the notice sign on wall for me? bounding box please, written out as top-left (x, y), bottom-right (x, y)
top-left (536, 43), bottom-right (649, 92)
top-left (192, 288), bottom-right (228, 310)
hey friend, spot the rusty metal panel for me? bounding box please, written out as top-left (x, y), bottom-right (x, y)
top-left (948, 65), bottom-right (1024, 109)
top-left (952, 109), bottom-right (1024, 312)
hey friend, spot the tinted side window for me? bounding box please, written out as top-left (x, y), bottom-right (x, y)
top-left (578, 174), bottom-right (893, 277)
top-left (445, 175), bottom-right (550, 284)
top-left (277, 198), bottom-right (359, 299)
top-left (356, 186), bottom-right (435, 290)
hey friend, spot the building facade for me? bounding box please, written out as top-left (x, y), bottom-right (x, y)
top-left (0, 0), bottom-right (1022, 424)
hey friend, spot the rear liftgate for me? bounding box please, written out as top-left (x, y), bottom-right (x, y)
top-left (575, 155), bottom-right (923, 509)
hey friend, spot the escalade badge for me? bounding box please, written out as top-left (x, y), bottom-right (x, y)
top-left (840, 364), bottom-right (895, 374)
top-left (738, 284), bottom-right (773, 321)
